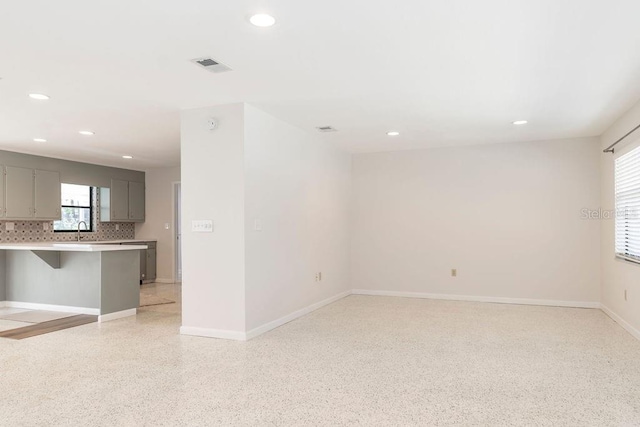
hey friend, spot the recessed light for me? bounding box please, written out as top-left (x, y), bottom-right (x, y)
top-left (387, 131), bottom-right (400, 136)
top-left (29, 93), bottom-right (50, 100)
top-left (33, 138), bottom-right (47, 142)
top-left (249, 13), bottom-right (276, 27)
top-left (512, 120), bottom-right (528, 125)
top-left (78, 130), bottom-right (95, 135)
top-left (122, 155), bottom-right (133, 159)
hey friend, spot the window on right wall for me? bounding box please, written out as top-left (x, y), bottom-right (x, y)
top-left (615, 145), bottom-right (640, 262)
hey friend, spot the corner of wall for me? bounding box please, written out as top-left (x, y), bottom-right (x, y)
top-left (0, 250), bottom-right (5, 302)
top-left (598, 98), bottom-right (640, 340)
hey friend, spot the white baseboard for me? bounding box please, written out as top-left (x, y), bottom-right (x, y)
top-left (180, 290), bottom-right (352, 342)
top-left (5, 301), bottom-right (100, 315)
top-left (152, 278), bottom-right (175, 284)
top-left (98, 308), bottom-right (136, 323)
top-left (178, 289), bottom-right (604, 343)
top-left (600, 304), bottom-right (640, 342)
top-left (351, 289), bottom-right (601, 309)
top-left (245, 290), bottom-right (352, 340)
top-left (180, 326), bottom-right (247, 341)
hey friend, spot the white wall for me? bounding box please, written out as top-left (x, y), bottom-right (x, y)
top-left (180, 104), bottom-right (246, 335)
top-left (243, 105), bottom-right (352, 331)
top-left (179, 103), bottom-right (352, 338)
top-left (600, 101), bottom-right (640, 337)
top-left (351, 138), bottom-right (601, 304)
top-left (136, 166), bottom-right (180, 282)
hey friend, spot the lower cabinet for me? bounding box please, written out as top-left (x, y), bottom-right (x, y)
top-left (145, 241), bottom-right (157, 283)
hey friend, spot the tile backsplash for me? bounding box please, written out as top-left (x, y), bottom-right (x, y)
top-left (0, 189), bottom-right (135, 243)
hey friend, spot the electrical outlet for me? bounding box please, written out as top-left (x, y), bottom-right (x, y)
top-left (625, 289), bottom-right (628, 301)
top-left (116, 224), bottom-right (120, 231)
top-left (43, 222), bottom-right (49, 231)
top-left (451, 268), bottom-right (457, 277)
top-left (315, 272), bottom-right (322, 282)
top-left (5, 222), bottom-right (14, 231)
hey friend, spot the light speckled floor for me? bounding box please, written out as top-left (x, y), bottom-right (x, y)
top-left (1, 287), bottom-right (639, 426)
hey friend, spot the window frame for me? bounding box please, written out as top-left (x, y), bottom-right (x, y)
top-left (614, 142), bottom-right (640, 264)
top-left (54, 185), bottom-right (94, 233)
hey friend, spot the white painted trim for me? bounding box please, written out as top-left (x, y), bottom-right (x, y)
top-left (601, 304), bottom-right (640, 342)
top-left (245, 290), bottom-right (352, 340)
top-left (179, 326), bottom-right (247, 341)
top-left (351, 289), bottom-right (601, 309)
top-left (98, 308), bottom-right (136, 323)
top-left (179, 289), bottom-right (604, 343)
top-left (173, 181), bottom-right (182, 284)
top-left (5, 301), bottom-right (100, 315)
top-left (179, 290), bottom-right (352, 342)
top-left (152, 278), bottom-right (175, 284)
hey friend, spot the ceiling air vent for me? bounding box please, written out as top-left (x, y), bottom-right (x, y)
top-left (316, 126), bottom-right (337, 132)
top-left (191, 57), bottom-right (232, 74)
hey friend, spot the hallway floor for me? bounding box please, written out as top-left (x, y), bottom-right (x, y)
top-left (1, 291), bottom-right (639, 426)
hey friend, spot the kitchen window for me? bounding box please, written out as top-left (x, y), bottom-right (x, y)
top-left (53, 184), bottom-right (94, 232)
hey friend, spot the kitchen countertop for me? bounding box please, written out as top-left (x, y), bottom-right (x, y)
top-left (0, 242), bottom-right (148, 252)
top-left (76, 239), bottom-right (157, 244)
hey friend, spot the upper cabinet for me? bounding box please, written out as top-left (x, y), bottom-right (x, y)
top-left (99, 179), bottom-right (145, 223)
top-left (34, 170), bottom-right (61, 219)
top-left (128, 181), bottom-right (145, 221)
top-left (3, 166), bottom-right (60, 220)
top-left (0, 165), bottom-right (4, 218)
top-left (111, 179), bottom-right (130, 221)
top-left (5, 166), bottom-right (34, 218)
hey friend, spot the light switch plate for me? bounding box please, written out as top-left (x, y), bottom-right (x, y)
top-left (5, 222), bottom-right (14, 231)
top-left (254, 219), bottom-right (262, 231)
top-left (43, 222), bottom-right (49, 231)
top-left (164, 223), bottom-right (170, 230)
top-left (192, 220), bottom-right (213, 232)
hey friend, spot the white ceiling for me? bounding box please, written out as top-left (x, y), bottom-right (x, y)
top-left (2, 0), bottom-right (640, 169)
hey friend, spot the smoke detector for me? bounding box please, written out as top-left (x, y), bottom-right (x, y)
top-left (191, 57), bottom-right (232, 74)
top-left (316, 126), bottom-right (337, 133)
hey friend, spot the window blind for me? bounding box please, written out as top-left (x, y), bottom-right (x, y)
top-left (615, 145), bottom-right (640, 261)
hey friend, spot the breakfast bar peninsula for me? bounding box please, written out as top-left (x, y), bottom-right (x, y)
top-left (0, 242), bottom-right (147, 322)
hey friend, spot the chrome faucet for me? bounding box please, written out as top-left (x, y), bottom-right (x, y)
top-left (77, 221), bottom-right (88, 242)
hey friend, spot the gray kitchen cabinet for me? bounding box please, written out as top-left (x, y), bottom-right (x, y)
top-left (111, 179), bottom-right (129, 221)
top-left (99, 180), bottom-right (145, 222)
top-left (145, 241), bottom-right (157, 282)
top-left (121, 240), bottom-right (156, 283)
top-left (128, 181), bottom-right (145, 221)
top-left (4, 167), bottom-right (61, 220)
top-left (34, 170), bottom-right (61, 219)
top-left (0, 165), bottom-right (4, 218)
top-left (5, 166), bottom-right (34, 218)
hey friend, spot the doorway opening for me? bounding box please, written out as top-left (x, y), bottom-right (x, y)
top-left (174, 182), bottom-right (182, 283)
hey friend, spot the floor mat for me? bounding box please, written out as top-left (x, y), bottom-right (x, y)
top-left (0, 310), bottom-right (77, 323)
top-left (0, 319), bottom-right (33, 332)
top-left (0, 315), bottom-right (97, 340)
